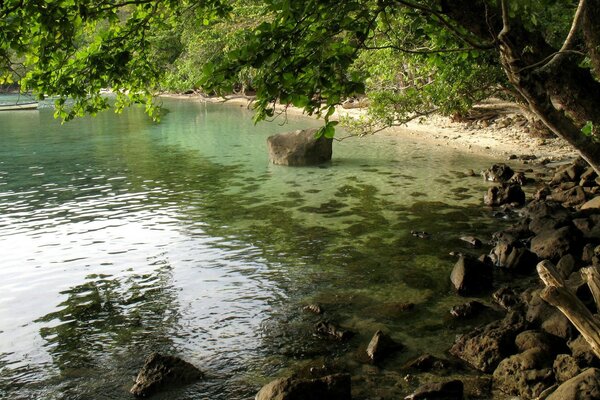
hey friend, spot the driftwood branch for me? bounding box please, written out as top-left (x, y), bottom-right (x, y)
top-left (538, 261), bottom-right (600, 359)
top-left (582, 266), bottom-right (600, 311)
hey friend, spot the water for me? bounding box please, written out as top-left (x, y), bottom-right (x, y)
top-left (0, 97), bottom-right (509, 399)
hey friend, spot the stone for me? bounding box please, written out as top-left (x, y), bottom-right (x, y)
top-left (449, 311), bottom-right (527, 373)
top-left (556, 254), bottom-right (577, 280)
top-left (403, 354), bottom-right (451, 371)
top-left (459, 235), bottom-right (482, 248)
top-left (546, 368), bottom-right (600, 400)
top-left (130, 353), bottom-right (203, 397)
top-left (515, 330), bottom-right (567, 355)
top-left (450, 255), bottom-right (493, 296)
top-left (303, 304), bottom-right (323, 314)
top-left (554, 354), bottom-right (582, 383)
top-left (541, 311), bottom-right (575, 340)
top-left (580, 167), bottom-right (597, 183)
top-left (492, 287), bottom-right (520, 310)
top-left (482, 164), bottom-right (514, 183)
top-left (523, 200), bottom-right (570, 220)
top-left (509, 171), bottom-right (527, 186)
top-left (405, 380), bottom-right (463, 400)
top-left (581, 196), bottom-right (600, 210)
top-left (530, 226), bottom-right (579, 261)
top-left (450, 300), bottom-right (488, 318)
top-left (491, 242), bottom-right (538, 273)
top-left (535, 186), bottom-right (551, 201)
top-left (255, 373), bottom-right (351, 400)
top-left (492, 348), bottom-right (554, 398)
top-left (366, 330), bottom-right (402, 364)
top-left (552, 186), bottom-right (587, 207)
top-left (267, 129), bottom-right (333, 166)
top-left (484, 184), bottom-right (526, 206)
top-left (569, 336), bottom-right (600, 368)
top-left (315, 321), bottom-right (354, 341)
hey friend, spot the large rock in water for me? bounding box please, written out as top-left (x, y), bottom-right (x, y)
top-left (450, 255), bottom-right (493, 295)
top-left (255, 373), bottom-right (351, 400)
top-left (130, 353), bottom-right (203, 397)
top-left (267, 128), bottom-right (333, 166)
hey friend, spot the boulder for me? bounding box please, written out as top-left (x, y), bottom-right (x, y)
top-left (450, 255), bottom-right (493, 296)
top-left (256, 374), bottom-right (351, 400)
top-left (515, 330), bottom-right (568, 355)
top-left (315, 321), bottom-right (354, 341)
top-left (267, 129), bottom-right (333, 166)
top-left (482, 164), bottom-right (514, 183)
top-left (405, 380), bottom-right (463, 400)
top-left (556, 254), bottom-right (577, 280)
top-left (581, 196), bottom-right (600, 210)
top-left (554, 354), bottom-right (582, 383)
top-left (530, 226), bottom-right (579, 261)
top-left (130, 353), bottom-right (203, 397)
top-left (552, 186), bottom-right (587, 207)
top-left (546, 368), bottom-right (600, 400)
top-left (569, 336), bottom-right (600, 368)
top-left (484, 184), bottom-right (526, 206)
top-left (523, 200), bottom-right (570, 221)
top-left (366, 330), bottom-right (402, 364)
top-left (492, 348), bottom-right (555, 398)
top-left (403, 354), bottom-right (452, 371)
top-left (492, 287), bottom-right (521, 310)
top-left (450, 300), bottom-right (489, 318)
top-left (449, 311), bottom-right (527, 373)
top-left (509, 171), bottom-right (527, 186)
top-left (491, 242), bottom-right (538, 273)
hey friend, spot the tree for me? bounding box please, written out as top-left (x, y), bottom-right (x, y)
top-left (2, 0), bottom-right (599, 171)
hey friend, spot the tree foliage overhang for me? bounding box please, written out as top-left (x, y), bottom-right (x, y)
top-left (2, 0), bottom-right (600, 170)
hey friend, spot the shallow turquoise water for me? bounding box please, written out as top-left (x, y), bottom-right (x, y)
top-left (1, 97), bottom-right (506, 399)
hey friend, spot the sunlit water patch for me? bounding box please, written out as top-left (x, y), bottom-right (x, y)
top-left (1, 97), bottom-right (510, 399)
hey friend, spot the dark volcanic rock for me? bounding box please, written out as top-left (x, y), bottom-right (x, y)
top-left (366, 330), bottom-right (402, 364)
top-left (256, 373), bottom-right (351, 400)
top-left (450, 255), bottom-right (493, 296)
top-left (515, 330), bottom-right (568, 355)
top-left (450, 300), bottom-right (488, 318)
top-left (482, 164), bottom-right (515, 183)
top-left (492, 287), bottom-right (521, 310)
top-left (484, 184), bottom-right (526, 206)
top-left (492, 348), bottom-right (554, 398)
top-left (449, 311), bottom-right (527, 373)
top-left (554, 354), bottom-right (582, 383)
top-left (403, 354), bottom-right (452, 371)
top-left (552, 186), bottom-right (587, 207)
top-left (315, 321), bottom-right (354, 341)
top-left (546, 368), bottom-right (600, 400)
top-left (405, 379), bottom-right (464, 400)
top-left (530, 226), bottom-right (579, 261)
top-left (267, 128), bottom-right (333, 166)
top-left (491, 242), bottom-right (538, 273)
top-left (130, 353), bottom-right (203, 397)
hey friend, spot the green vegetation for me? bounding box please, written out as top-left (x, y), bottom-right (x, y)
top-left (1, 0), bottom-right (600, 170)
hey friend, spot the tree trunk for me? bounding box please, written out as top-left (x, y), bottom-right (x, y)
top-left (438, 0), bottom-right (600, 173)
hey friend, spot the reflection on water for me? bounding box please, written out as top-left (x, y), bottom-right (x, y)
top-left (1, 98), bottom-right (508, 399)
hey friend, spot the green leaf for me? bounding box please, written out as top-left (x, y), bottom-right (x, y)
top-left (582, 121), bottom-right (594, 136)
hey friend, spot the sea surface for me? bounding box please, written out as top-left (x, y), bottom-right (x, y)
top-left (0, 96), bottom-right (509, 399)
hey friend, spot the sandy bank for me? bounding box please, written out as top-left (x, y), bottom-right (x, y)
top-left (160, 93), bottom-right (578, 162)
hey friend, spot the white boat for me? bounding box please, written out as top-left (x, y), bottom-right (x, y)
top-left (0, 102), bottom-right (39, 111)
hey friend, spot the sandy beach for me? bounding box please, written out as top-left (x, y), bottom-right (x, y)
top-left (162, 93), bottom-right (579, 163)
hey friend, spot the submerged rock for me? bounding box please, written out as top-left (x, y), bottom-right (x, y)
top-left (303, 304), bottom-right (323, 314)
top-left (482, 164), bottom-right (514, 183)
top-left (366, 330), bottom-right (402, 364)
top-left (405, 379), bottom-right (463, 400)
top-left (130, 353), bottom-right (203, 397)
top-left (267, 128), bottom-right (333, 166)
top-left (255, 373), bottom-right (351, 400)
top-left (403, 354), bottom-right (452, 371)
top-left (449, 300), bottom-right (488, 319)
top-left (315, 321), bottom-right (354, 341)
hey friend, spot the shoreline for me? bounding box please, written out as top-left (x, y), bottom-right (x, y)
top-left (160, 93), bottom-right (579, 163)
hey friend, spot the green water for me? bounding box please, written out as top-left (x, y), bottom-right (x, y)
top-left (0, 97), bottom-right (508, 399)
